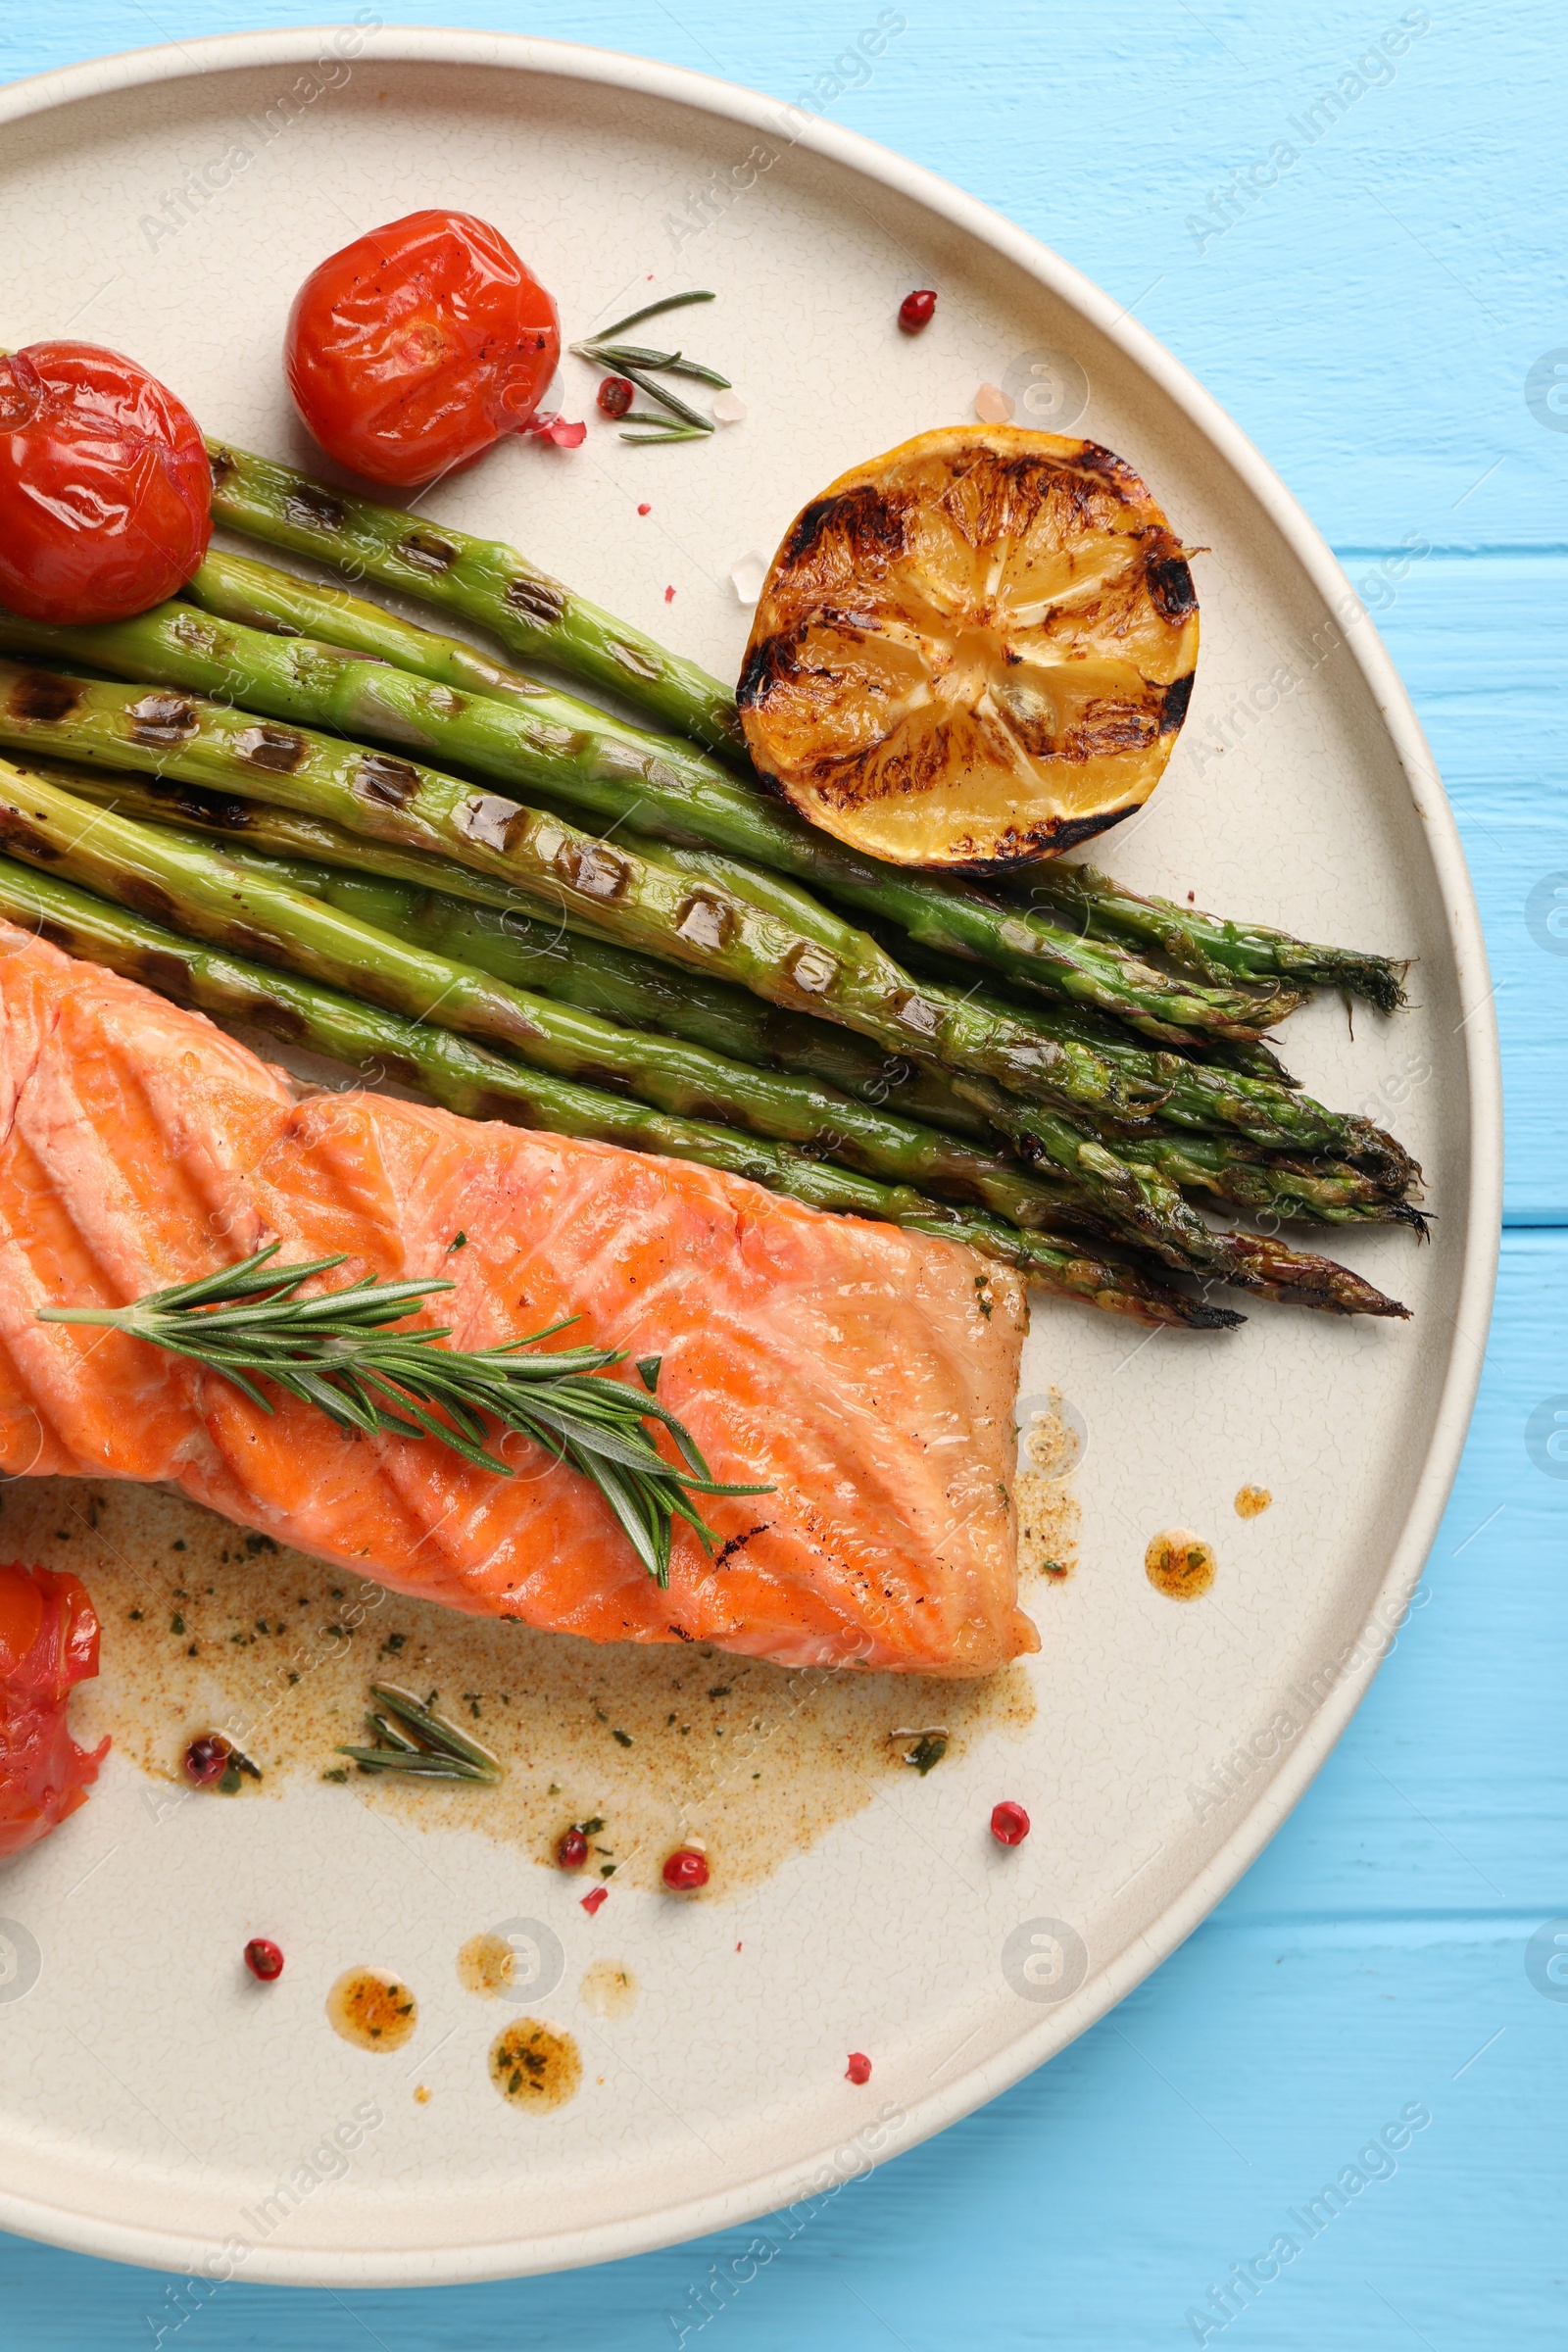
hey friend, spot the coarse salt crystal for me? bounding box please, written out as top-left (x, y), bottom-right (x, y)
top-left (730, 552), bottom-right (767, 606)
top-left (973, 382), bottom-right (1014, 424)
top-left (710, 389), bottom-right (748, 424)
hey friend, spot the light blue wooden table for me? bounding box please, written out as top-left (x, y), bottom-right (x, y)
top-left (2, 4), bottom-right (1562, 2344)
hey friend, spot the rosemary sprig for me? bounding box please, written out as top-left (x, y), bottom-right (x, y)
top-left (338, 1684), bottom-right (503, 1783)
top-left (38, 1245), bottom-right (768, 1587)
top-left (569, 289), bottom-right (725, 441)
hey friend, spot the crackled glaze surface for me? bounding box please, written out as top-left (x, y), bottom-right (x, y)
top-left (0, 30), bottom-right (1497, 2287)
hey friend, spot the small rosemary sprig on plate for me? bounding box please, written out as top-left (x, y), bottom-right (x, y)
top-left (337, 1684), bottom-right (502, 1784)
top-left (570, 289), bottom-right (728, 443)
top-left (38, 1245), bottom-right (767, 1587)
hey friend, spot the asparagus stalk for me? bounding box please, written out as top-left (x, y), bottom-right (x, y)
top-left (961, 1087), bottom-right (1408, 1316)
top-left (183, 548), bottom-right (580, 721)
top-left (0, 845), bottom-right (1225, 1329)
top-left (206, 442), bottom-right (746, 760)
top-left (0, 656), bottom-right (1179, 1127)
top-left (0, 762), bottom-right (1165, 1252)
top-left (1095, 1131), bottom-right (1429, 1231)
top-left (172, 507), bottom-right (1303, 1043)
top-left (35, 756), bottom-right (995, 1145)
top-left (1008, 861), bottom-right (1410, 1013)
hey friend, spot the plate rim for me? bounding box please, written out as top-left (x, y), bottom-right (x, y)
top-left (0, 22), bottom-right (1503, 2286)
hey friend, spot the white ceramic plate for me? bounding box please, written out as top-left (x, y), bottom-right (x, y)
top-left (0, 27), bottom-right (1499, 2286)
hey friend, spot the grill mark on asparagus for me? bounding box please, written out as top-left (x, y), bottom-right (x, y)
top-left (8, 672), bottom-right (84, 726)
top-left (356, 753), bottom-right (422, 808)
top-left (283, 482), bottom-right (347, 532)
top-left (128, 693), bottom-right (199, 747)
top-left (400, 530), bottom-right (459, 574)
top-left (502, 575), bottom-right (568, 629)
top-left (674, 894), bottom-right (735, 951)
top-left (235, 722), bottom-right (310, 774)
top-left (557, 841), bottom-right (629, 901)
top-left (0, 807), bottom-right (63, 861)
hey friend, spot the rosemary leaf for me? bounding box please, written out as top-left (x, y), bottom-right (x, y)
top-left (620, 423), bottom-right (711, 446)
top-left (335, 1744), bottom-right (489, 1782)
top-left (579, 341), bottom-right (732, 387)
top-left (606, 362), bottom-right (712, 431)
top-left (368, 1683), bottom-right (499, 1775)
top-left (585, 289), bottom-right (715, 341)
top-left (38, 1244), bottom-right (768, 1587)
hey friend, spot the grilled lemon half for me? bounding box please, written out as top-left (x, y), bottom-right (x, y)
top-left (738, 426), bottom-right (1200, 872)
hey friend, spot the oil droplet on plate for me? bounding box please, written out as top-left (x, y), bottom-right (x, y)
top-left (325, 1966), bottom-right (418, 2052)
top-left (578, 1959), bottom-right (639, 2021)
top-left (1145, 1529), bottom-right (1216, 1601)
top-left (489, 2017), bottom-right (582, 2111)
top-left (457, 1932), bottom-right (515, 1998)
top-left (413, 2084), bottom-right (431, 2105)
top-left (1234, 1485), bottom-right (1272, 1519)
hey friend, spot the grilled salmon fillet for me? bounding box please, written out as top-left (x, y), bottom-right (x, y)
top-left (0, 929), bottom-right (1035, 1675)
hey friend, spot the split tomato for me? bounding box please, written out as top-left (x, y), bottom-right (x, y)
top-left (0, 342), bottom-right (212, 624)
top-left (0, 1562), bottom-right (109, 1857)
top-left (285, 209), bottom-right (561, 486)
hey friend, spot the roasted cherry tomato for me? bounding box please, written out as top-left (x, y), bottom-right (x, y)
top-left (0, 342), bottom-right (212, 625)
top-left (285, 210), bottom-right (561, 486)
top-left (0, 1562), bottom-right (109, 1857)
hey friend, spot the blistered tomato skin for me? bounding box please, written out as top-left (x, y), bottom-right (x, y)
top-left (0, 343), bottom-right (212, 624)
top-left (285, 211), bottom-right (561, 486)
top-left (0, 1563), bottom-right (109, 1857)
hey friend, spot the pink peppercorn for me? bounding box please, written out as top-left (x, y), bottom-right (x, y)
top-left (183, 1734), bottom-right (229, 1787)
top-left (845, 2052), bottom-right (872, 2084)
top-left (244, 1937), bottom-right (284, 1982)
top-left (662, 1846), bottom-right (709, 1892)
top-left (898, 289), bottom-right (937, 333)
top-left (990, 1800), bottom-right (1031, 1846)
